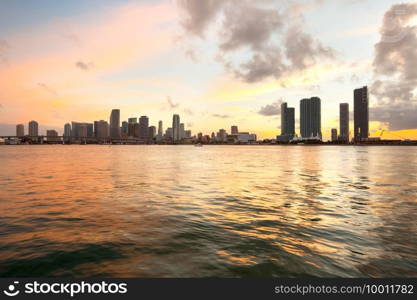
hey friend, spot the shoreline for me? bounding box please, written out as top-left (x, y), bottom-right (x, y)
top-left (1, 143), bottom-right (417, 146)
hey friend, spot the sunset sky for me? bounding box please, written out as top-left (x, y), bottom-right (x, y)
top-left (0, 0), bottom-right (417, 140)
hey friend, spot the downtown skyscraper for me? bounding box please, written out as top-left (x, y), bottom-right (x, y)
top-left (354, 86), bottom-right (369, 142)
top-left (300, 97), bottom-right (321, 139)
top-left (172, 114), bottom-right (180, 142)
top-left (278, 102), bottom-right (295, 141)
top-left (158, 121), bottom-right (163, 137)
top-left (16, 124), bottom-right (24, 137)
top-left (94, 120), bottom-right (109, 139)
top-left (28, 120), bottom-right (38, 137)
top-left (339, 103), bottom-right (349, 143)
top-left (139, 116), bottom-right (149, 140)
top-left (109, 109), bottom-right (121, 139)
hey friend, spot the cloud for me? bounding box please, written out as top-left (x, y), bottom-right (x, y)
top-left (182, 108), bottom-right (194, 115)
top-left (184, 48), bottom-right (198, 62)
top-left (177, 0), bottom-right (226, 37)
top-left (258, 99), bottom-right (283, 116)
top-left (167, 96), bottom-right (179, 109)
top-left (211, 113), bottom-right (231, 118)
top-left (75, 61), bottom-right (94, 70)
top-left (371, 3), bottom-right (417, 130)
top-left (370, 106), bottom-right (417, 130)
top-left (178, 0), bottom-right (336, 83)
top-left (219, 2), bottom-right (283, 52)
top-left (284, 24), bottom-right (335, 70)
top-left (37, 83), bottom-right (59, 97)
top-left (232, 47), bottom-right (286, 83)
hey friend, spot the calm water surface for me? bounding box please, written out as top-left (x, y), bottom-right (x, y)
top-left (1, 145), bottom-right (417, 277)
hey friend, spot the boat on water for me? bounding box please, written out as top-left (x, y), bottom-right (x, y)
top-left (194, 143), bottom-right (203, 147)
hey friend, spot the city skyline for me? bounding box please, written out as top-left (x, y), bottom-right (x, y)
top-left (1, 0), bottom-right (417, 140)
top-left (3, 84), bottom-right (413, 143)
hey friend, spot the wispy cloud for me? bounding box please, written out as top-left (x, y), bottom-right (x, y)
top-left (75, 61), bottom-right (94, 71)
top-left (37, 83), bottom-right (59, 97)
top-left (167, 96), bottom-right (179, 109)
top-left (211, 113), bottom-right (231, 118)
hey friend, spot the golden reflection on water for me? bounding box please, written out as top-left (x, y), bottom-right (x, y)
top-left (0, 145), bottom-right (417, 277)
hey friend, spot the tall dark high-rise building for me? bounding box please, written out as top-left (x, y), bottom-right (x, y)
top-left (281, 102), bottom-right (295, 136)
top-left (300, 97), bottom-right (321, 139)
top-left (281, 102), bottom-right (287, 136)
top-left (339, 103), bottom-right (349, 142)
top-left (172, 114), bottom-right (180, 142)
top-left (231, 125), bottom-right (238, 134)
top-left (179, 123), bottom-right (185, 140)
top-left (94, 120), bottom-right (109, 139)
top-left (139, 116), bottom-right (149, 140)
top-left (148, 126), bottom-right (156, 140)
top-left (28, 120), bottom-right (38, 137)
top-left (331, 128), bottom-right (338, 142)
top-left (354, 86), bottom-right (369, 142)
top-left (277, 102), bottom-right (295, 142)
top-left (71, 122), bottom-right (93, 138)
top-left (134, 123), bottom-right (140, 138)
top-left (64, 123), bottom-right (71, 142)
top-left (16, 124), bottom-right (24, 137)
top-left (109, 109), bottom-right (121, 139)
top-left (185, 130), bottom-right (192, 138)
top-left (121, 121), bottom-right (128, 135)
top-left (158, 120), bottom-right (163, 137)
top-left (166, 127), bottom-right (173, 139)
top-left (128, 118), bottom-right (137, 137)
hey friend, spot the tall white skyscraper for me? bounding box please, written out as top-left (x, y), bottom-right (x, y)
top-left (172, 114), bottom-right (180, 142)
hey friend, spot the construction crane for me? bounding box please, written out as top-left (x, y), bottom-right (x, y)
top-left (379, 129), bottom-right (406, 140)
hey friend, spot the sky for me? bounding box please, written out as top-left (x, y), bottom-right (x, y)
top-left (0, 0), bottom-right (417, 140)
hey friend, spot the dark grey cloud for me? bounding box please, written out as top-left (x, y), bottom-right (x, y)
top-left (177, 0), bottom-right (226, 37)
top-left (219, 2), bottom-right (283, 52)
top-left (211, 113), bottom-right (231, 118)
top-left (370, 106), bottom-right (417, 131)
top-left (285, 25), bottom-right (335, 70)
top-left (37, 83), bottom-right (58, 97)
top-left (258, 99), bottom-right (283, 116)
top-left (75, 61), bottom-right (94, 71)
top-left (178, 0), bottom-right (336, 83)
top-left (233, 48), bottom-right (286, 83)
top-left (371, 3), bottom-right (417, 130)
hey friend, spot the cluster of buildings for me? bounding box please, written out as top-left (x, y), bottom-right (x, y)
top-left (277, 86), bottom-right (370, 143)
top-left (11, 111), bottom-right (257, 145)
top-left (6, 85), bottom-right (416, 146)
